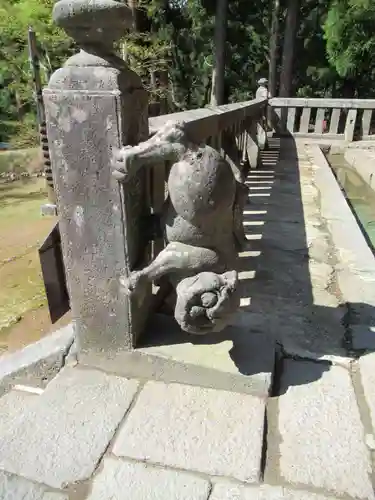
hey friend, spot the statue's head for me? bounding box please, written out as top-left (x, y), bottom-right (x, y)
top-left (174, 271), bottom-right (240, 335)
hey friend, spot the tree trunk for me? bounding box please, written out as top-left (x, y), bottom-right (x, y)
top-left (279, 0), bottom-right (299, 97)
top-left (341, 78), bottom-right (356, 99)
top-left (210, 0), bottom-right (228, 106)
top-left (268, 0), bottom-right (280, 98)
top-left (159, 70), bottom-right (169, 114)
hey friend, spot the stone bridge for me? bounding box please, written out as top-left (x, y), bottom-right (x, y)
top-left (1, 0), bottom-right (375, 498)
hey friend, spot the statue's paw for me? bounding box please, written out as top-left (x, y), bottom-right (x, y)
top-left (119, 271), bottom-right (146, 294)
top-left (175, 271), bottom-right (240, 335)
top-left (111, 147), bottom-right (134, 183)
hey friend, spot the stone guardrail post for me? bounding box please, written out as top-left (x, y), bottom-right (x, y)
top-left (43, 0), bottom-right (152, 355)
top-left (255, 78), bottom-right (268, 150)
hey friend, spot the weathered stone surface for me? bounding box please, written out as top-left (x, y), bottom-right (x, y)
top-left (0, 470), bottom-right (68, 500)
top-left (45, 0), bottom-right (151, 351)
top-left (210, 483), bottom-right (339, 500)
top-left (0, 367), bottom-right (138, 488)
top-left (351, 324), bottom-right (375, 350)
top-left (278, 360), bottom-right (374, 499)
top-left (0, 324), bottom-right (75, 396)
top-left (139, 314), bottom-right (275, 397)
top-left (337, 268), bottom-right (375, 324)
top-left (113, 381), bottom-right (265, 482)
top-left (359, 352), bottom-right (375, 434)
top-left (0, 389), bottom-right (37, 435)
top-left (87, 457), bottom-right (210, 500)
top-left (231, 307), bottom-right (346, 362)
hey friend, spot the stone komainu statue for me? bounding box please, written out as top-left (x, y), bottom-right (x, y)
top-left (112, 121), bottom-right (248, 335)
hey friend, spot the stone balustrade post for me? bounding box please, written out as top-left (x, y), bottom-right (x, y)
top-left (245, 120), bottom-right (260, 170)
top-left (43, 0), bottom-right (152, 356)
top-left (255, 78), bottom-right (269, 151)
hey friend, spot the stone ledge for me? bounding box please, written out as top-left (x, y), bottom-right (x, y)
top-left (308, 145), bottom-right (375, 328)
top-left (79, 314), bottom-right (275, 398)
top-left (310, 145), bottom-right (375, 274)
top-left (0, 323), bottom-right (75, 396)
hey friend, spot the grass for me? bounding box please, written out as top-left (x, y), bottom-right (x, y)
top-left (0, 148), bottom-right (41, 175)
top-left (0, 177), bottom-right (70, 353)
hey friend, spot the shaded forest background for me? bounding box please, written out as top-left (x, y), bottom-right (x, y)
top-left (1, 0), bottom-right (375, 148)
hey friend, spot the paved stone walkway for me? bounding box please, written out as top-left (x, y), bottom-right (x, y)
top-left (0, 138), bottom-right (375, 499)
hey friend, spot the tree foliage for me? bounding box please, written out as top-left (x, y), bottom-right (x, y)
top-left (0, 0), bottom-right (74, 144)
top-left (1, 0), bottom-right (375, 145)
top-left (324, 0), bottom-right (375, 96)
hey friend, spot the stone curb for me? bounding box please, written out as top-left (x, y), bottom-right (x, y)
top-left (307, 145), bottom-right (375, 341)
top-left (0, 323), bottom-right (75, 396)
top-left (308, 145), bottom-right (375, 274)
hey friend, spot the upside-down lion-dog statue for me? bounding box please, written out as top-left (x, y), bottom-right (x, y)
top-left (112, 120), bottom-right (249, 335)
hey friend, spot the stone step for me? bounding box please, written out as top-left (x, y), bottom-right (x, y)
top-left (273, 359), bottom-right (374, 500)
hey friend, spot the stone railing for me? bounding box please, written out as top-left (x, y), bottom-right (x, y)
top-left (146, 98), bottom-right (267, 266)
top-left (270, 97), bottom-right (375, 142)
top-left (42, 0), bottom-right (267, 358)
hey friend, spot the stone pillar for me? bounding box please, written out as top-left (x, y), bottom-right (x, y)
top-left (256, 78), bottom-right (269, 150)
top-left (246, 120), bottom-right (260, 170)
top-left (43, 0), bottom-right (152, 355)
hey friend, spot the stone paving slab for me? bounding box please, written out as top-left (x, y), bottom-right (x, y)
top-left (210, 483), bottom-right (341, 500)
top-left (0, 470), bottom-right (68, 500)
top-left (359, 352), bottom-right (375, 434)
top-left (231, 308), bottom-right (347, 363)
top-left (278, 360), bottom-right (374, 500)
top-left (0, 324), bottom-right (75, 396)
top-left (0, 367), bottom-right (139, 489)
top-left (0, 389), bottom-right (37, 435)
top-left (113, 381), bottom-right (265, 483)
top-left (86, 457), bottom-right (210, 500)
top-left (351, 324), bottom-right (375, 350)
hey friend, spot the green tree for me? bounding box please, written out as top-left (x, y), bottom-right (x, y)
top-left (324, 0), bottom-right (375, 97)
top-left (0, 0), bottom-right (74, 145)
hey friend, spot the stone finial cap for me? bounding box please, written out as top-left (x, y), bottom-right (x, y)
top-left (258, 78), bottom-right (268, 86)
top-left (53, 0), bottom-right (133, 45)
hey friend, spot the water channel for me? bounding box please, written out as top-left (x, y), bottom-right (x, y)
top-left (328, 152), bottom-right (375, 251)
